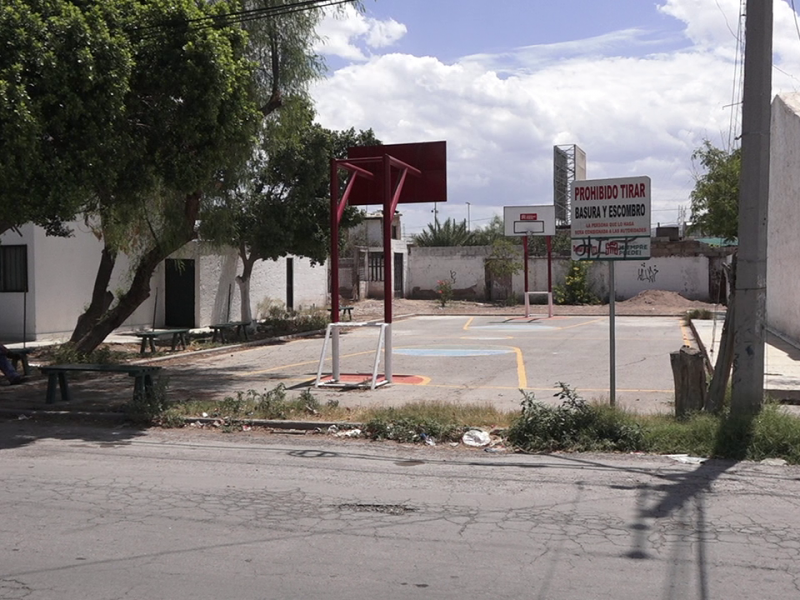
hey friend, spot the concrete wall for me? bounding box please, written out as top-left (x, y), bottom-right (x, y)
top-left (767, 93), bottom-right (800, 343)
top-left (192, 243), bottom-right (329, 324)
top-left (407, 245), bottom-right (711, 301)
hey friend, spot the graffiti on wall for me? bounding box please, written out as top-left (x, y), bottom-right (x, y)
top-left (637, 262), bottom-right (659, 283)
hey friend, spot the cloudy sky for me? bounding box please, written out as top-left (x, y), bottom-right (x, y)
top-left (310, 0), bottom-right (800, 237)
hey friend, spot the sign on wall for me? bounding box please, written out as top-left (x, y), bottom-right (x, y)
top-left (570, 176), bottom-right (651, 260)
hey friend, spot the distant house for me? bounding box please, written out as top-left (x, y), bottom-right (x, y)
top-left (338, 211), bottom-right (409, 300)
top-left (0, 222), bottom-right (328, 342)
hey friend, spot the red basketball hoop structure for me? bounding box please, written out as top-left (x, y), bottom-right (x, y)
top-left (316, 141), bottom-right (447, 389)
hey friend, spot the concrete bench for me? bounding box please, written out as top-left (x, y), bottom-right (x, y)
top-left (132, 328), bottom-right (189, 355)
top-left (39, 364), bottom-right (163, 404)
top-left (7, 348), bottom-right (33, 376)
top-left (209, 321), bottom-right (250, 343)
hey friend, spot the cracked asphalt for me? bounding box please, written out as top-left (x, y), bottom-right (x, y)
top-left (1, 421), bottom-right (799, 600)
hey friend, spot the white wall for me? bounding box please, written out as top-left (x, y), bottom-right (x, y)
top-left (767, 93), bottom-right (800, 343)
top-left (194, 242), bottom-right (329, 324)
top-left (407, 246), bottom-right (711, 301)
top-left (0, 221), bottom-right (157, 341)
top-left (408, 246), bottom-right (491, 298)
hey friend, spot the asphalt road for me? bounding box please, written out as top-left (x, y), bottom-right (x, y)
top-left (1, 422), bottom-right (798, 600)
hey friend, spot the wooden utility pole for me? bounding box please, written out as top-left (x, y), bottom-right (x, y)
top-left (731, 0), bottom-right (772, 415)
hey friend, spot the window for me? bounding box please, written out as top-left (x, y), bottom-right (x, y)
top-left (368, 252), bottom-right (384, 282)
top-left (0, 245), bottom-right (28, 293)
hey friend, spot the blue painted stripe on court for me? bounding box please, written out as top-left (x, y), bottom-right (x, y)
top-left (395, 347), bottom-right (515, 357)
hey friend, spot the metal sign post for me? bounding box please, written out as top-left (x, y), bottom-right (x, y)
top-left (570, 176), bottom-right (651, 407)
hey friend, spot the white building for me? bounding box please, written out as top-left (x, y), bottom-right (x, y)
top-left (0, 222), bottom-right (328, 342)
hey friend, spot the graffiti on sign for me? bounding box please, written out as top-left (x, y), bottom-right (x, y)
top-left (572, 236), bottom-right (649, 260)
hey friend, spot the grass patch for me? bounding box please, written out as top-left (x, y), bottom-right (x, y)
top-left (685, 308), bottom-right (714, 320)
top-left (363, 401), bottom-right (510, 443)
top-left (507, 385), bottom-right (800, 463)
top-left (38, 343), bottom-right (137, 365)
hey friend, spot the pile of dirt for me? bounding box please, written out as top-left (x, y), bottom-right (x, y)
top-left (619, 290), bottom-right (703, 308)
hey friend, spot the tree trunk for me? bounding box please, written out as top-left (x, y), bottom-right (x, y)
top-left (236, 246), bottom-right (257, 323)
top-left (705, 256), bottom-right (737, 413)
top-left (70, 244), bottom-right (118, 343)
top-left (72, 192), bottom-right (202, 354)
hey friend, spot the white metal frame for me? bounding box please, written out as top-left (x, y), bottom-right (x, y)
top-left (524, 291), bottom-right (553, 318)
top-left (314, 322), bottom-right (391, 390)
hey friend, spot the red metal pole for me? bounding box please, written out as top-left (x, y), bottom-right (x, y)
top-left (330, 159), bottom-right (340, 323)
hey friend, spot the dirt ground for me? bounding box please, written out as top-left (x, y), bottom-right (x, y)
top-left (346, 290), bottom-right (722, 321)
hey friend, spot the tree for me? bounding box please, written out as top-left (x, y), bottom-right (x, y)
top-left (470, 215), bottom-right (505, 246)
top-left (68, 0), bottom-right (350, 352)
top-left (412, 218), bottom-right (475, 246)
top-left (0, 0), bottom-right (131, 237)
top-left (203, 97), bottom-right (380, 321)
top-left (689, 140), bottom-right (741, 241)
top-left (69, 0), bottom-right (262, 352)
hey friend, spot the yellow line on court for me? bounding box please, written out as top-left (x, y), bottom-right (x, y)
top-left (463, 317), bottom-right (474, 331)
top-left (555, 317), bottom-right (605, 330)
top-left (513, 346), bottom-right (528, 389)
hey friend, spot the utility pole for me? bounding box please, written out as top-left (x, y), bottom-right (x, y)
top-left (731, 0), bottom-right (772, 415)
top-left (466, 202), bottom-right (471, 231)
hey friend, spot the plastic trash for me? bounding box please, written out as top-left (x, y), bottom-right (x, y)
top-left (327, 425), bottom-right (339, 434)
top-left (666, 454), bottom-right (707, 464)
top-left (335, 428), bottom-right (361, 438)
top-left (462, 429), bottom-right (491, 447)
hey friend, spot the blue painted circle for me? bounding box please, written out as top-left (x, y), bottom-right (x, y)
top-left (395, 347), bottom-right (514, 357)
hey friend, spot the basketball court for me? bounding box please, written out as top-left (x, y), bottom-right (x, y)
top-left (170, 314), bottom-right (691, 414)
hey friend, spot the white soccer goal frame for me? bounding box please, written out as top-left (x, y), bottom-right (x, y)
top-left (524, 291), bottom-right (553, 319)
top-left (314, 322), bottom-right (391, 390)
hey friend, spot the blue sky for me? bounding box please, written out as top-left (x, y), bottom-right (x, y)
top-left (311, 0), bottom-right (800, 236)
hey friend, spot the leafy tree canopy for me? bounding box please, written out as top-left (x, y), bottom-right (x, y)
top-left (689, 140), bottom-right (741, 241)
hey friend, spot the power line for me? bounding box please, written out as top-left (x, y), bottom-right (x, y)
top-left (129, 0), bottom-right (357, 38)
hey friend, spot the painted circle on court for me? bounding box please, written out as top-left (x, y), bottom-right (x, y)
top-left (395, 347), bottom-right (515, 357)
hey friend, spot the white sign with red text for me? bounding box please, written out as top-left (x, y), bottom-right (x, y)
top-left (503, 205), bottom-right (556, 237)
top-left (570, 176), bottom-right (651, 261)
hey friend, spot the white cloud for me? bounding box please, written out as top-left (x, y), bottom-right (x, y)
top-left (311, 0), bottom-right (800, 235)
top-left (314, 6), bottom-right (407, 62)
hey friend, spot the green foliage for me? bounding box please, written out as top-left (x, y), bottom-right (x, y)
top-left (527, 229), bottom-right (572, 256)
top-left (258, 308), bottom-right (329, 337)
top-left (412, 218), bottom-right (476, 246)
top-left (435, 279), bottom-right (454, 307)
top-left (554, 261), bottom-right (599, 305)
top-left (486, 238), bottom-right (523, 279)
top-left (202, 97), bottom-right (379, 268)
top-left (685, 308), bottom-right (714, 320)
top-left (689, 140), bottom-right (741, 241)
top-left (0, 0), bottom-right (132, 235)
top-left (47, 343), bottom-right (126, 365)
top-left (364, 413), bottom-right (465, 443)
top-left (469, 215), bottom-right (506, 246)
top-left (507, 384), bottom-right (645, 453)
top-left (125, 376), bottom-right (171, 425)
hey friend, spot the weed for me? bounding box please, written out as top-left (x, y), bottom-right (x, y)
top-left (507, 384), bottom-right (644, 452)
top-left (685, 308), bottom-right (714, 320)
top-left (124, 376), bottom-right (171, 425)
top-left (554, 261), bottom-right (600, 305)
top-left (47, 343), bottom-right (129, 365)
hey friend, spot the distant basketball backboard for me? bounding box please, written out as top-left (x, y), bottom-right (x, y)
top-left (504, 205), bottom-right (556, 237)
top-left (345, 141), bottom-right (447, 206)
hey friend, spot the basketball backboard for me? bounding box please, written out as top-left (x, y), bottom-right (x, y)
top-left (345, 141), bottom-right (447, 206)
top-left (503, 205), bottom-right (556, 236)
